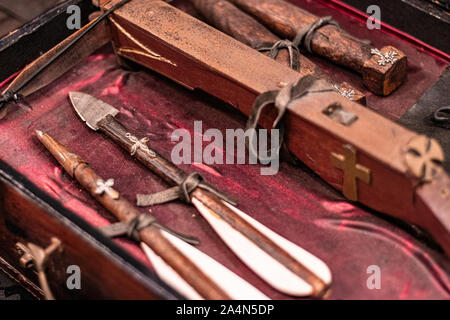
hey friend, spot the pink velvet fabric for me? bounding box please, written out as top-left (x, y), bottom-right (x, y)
top-left (0, 0), bottom-right (449, 299)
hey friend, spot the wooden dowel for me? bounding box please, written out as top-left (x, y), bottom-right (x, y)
top-left (228, 0), bottom-right (407, 95)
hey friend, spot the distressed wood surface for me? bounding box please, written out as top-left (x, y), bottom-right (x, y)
top-left (0, 165), bottom-right (173, 299)
top-left (189, 0), bottom-right (365, 104)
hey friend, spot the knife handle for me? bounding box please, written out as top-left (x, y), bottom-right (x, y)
top-left (228, 0), bottom-right (407, 96)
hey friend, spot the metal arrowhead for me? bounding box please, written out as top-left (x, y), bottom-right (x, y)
top-left (69, 92), bottom-right (119, 130)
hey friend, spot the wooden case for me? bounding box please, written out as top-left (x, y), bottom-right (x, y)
top-left (0, 0), bottom-right (449, 299)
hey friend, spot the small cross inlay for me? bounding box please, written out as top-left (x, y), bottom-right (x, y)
top-left (331, 144), bottom-right (371, 201)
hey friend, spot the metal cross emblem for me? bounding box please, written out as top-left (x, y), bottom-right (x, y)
top-left (371, 48), bottom-right (398, 66)
top-left (331, 144), bottom-right (371, 201)
top-left (125, 133), bottom-right (156, 157)
top-left (333, 85), bottom-right (355, 100)
top-left (405, 135), bottom-right (444, 182)
top-left (94, 179), bottom-right (120, 199)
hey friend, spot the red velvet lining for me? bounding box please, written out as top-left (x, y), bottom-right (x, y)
top-left (0, 0), bottom-right (449, 299)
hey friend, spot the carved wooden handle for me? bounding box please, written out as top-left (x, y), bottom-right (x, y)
top-left (98, 115), bottom-right (186, 186)
top-left (228, 0), bottom-right (407, 95)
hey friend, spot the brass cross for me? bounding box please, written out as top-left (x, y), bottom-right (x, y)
top-left (331, 144), bottom-right (371, 201)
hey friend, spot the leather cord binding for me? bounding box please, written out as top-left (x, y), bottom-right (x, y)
top-left (433, 106), bottom-right (450, 126)
top-left (293, 16), bottom-right (370, 54)
top-left (136, 172), bottom-right (237, 207)
top-left (101, 214), bottom-right (200, 245)
top-left (0, 91), bottom-right (22, 110)
top-left (293, 16), bottom-right (340, 53)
